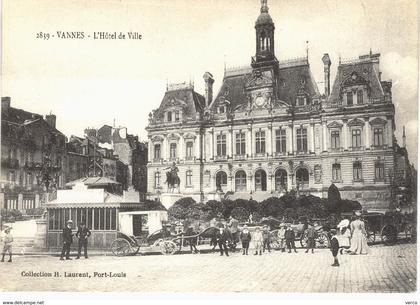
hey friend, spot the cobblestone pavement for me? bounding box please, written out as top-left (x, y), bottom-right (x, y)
top-left (0, 243), bottom-right (416, 293)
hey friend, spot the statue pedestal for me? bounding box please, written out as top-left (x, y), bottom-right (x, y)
top-left (160, 193), bottom-right (183, 210)
top-left (34, 219), bottom-right (47, 250)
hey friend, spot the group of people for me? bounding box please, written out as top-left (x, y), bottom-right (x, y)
top-left (329, 213), bottom-right (370, 267)
top-left (59, 219), bottom-right (91, 260)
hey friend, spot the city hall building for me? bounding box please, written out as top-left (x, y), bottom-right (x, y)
top-left (146, 1), bottom-right (406, 209)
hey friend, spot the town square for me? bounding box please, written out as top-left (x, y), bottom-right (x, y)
top-left (0, 0), bottom-right (418, 303)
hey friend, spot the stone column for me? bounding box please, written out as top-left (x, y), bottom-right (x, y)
top-left (202, 132), bottom-right (206, 160)
top-left (227, 127), bottom-right (232, 158)
top-left (322, 120), bottom-right (327, 152)
top-left (163, 134), bottom-right (168, 161)
top-left (35, 194), bottom-right (40, 208)
top-left (267, 123), bottom-right (273, 156)
top-left (386, 116), bottom-right (393, 147)
top-left (195, 135), bottom-right (200, 160)
top-left (17, 193), bottom-right (23, 210)
top-left (247, 124), bottom-right (252, 158)
top-left (179, 133), bottom-right (184, 160)
top-left (364, 117), bottom-right (371, 149)
top-left (310, 120), bottom-right (315, 153)
top-left (210, 128), bottom-right (214, 160)
top-left (148, 138), bottom-right (153, 161)
top-left (288, 120), bottom-right (293, 154)
top-left (343, 119), bottom-right (348, 151)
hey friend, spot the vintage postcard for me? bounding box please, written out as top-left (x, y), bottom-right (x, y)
top-left (0, 0), bottom-right (418, 303)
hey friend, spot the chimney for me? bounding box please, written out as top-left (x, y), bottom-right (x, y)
top-left (45, 114), bottom-right (56, 129)
top-left (321, 54), bottom-right (331, 96)
top-left (2, 97), bottom-right (11, 115)
top-left (402, 126), bottom-right (406, 148)
top-left (203, 72), bottom-right (214, 107)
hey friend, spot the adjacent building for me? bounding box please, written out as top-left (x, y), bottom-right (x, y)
top-left (146, 1), bottom-right (413, 209)
top-left (1, 97), bottom-right (67, 211)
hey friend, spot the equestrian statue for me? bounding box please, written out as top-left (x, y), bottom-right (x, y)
top-left (165, 162), bottom-right (180, 192)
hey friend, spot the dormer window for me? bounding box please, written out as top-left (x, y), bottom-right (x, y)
top-left (357, 90), bottom-right (363, 104)
top-left (175, 111), bottom-right (180, 121)
top-left (346, 92), bottom-right (353, 106)
top-left (297, 97), bottom-right (305, 106)
top-left (219, 106), bottom-right (225, 114)
top-left (167, 111), bottom-right (172, 122)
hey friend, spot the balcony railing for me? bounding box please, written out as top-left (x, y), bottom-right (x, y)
top-left (215, 155), bottom-right (228, 161)
top-left (350, 146), bottom-right (364, 151)
top-left (233, 154), bottom-right (247, 160)
top-left (371, 144), bottom-right (388, 150)
top-left (274, 151), bottom-right (287, 157)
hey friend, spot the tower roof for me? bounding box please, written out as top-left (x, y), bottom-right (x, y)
top-left (256, 0), bottom-right (273, 26)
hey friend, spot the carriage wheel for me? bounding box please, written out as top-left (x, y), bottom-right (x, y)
top-left (300, 235), bottom-right (308, 248)
top-left (381, 225), bottom-right (397, 245)
top-left (367, 232), bottom-right (376, 244)
top-left (160, 240), bottom-right (177, 255)
top-left (315, 233), bottom-right (330, 248)
top-left (132, 245), bottom-right (141, 255)
top-left (111, 238), bottom-right (132, 256)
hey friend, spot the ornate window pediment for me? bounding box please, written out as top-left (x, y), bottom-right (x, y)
top-left (184, 133), bottom-right (197, 140)
top-left (369, 117), bottom-right (387, 126)
top-left (245, 69), bottom-right (273, 88)
top-left (342, 72), bottom-right (368, 88)
top-left (327, 121), bottom-right (343, 128)
top-left (167, 133), bottom-right (180, 141)
top-left (348, 118), bottom-right (365, 127)
top-left (151, 135), bottom-right (164, 142)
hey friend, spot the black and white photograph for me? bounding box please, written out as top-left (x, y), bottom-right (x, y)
top-left (0, 0), bottom-right (418, 304)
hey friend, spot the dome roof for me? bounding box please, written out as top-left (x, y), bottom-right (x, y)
top-left (256, 12), bottom-right (273, 25)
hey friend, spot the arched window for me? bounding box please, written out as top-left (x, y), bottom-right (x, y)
top-left (296, 168), bottom-right (309, 189)
top-left (167, 111), bottom-right (172, 122)
top-left (154, 172), bottom-right (161, 188)
top-left (254, 169), bottom-right (267, 191)
top-left (216, 171), bottom-right (227, 191)
top-left (275, 169), bottom-right (287, 192)
top-left (235, 170), bottom-right (247, 192)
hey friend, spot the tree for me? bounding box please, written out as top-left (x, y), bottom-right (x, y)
top-left (326, 184), bottom-right (341, 213)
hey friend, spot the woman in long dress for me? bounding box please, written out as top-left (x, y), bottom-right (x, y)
top-left (348, 215), bottom-right (369, 255)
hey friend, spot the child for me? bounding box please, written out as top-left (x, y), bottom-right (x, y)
top-left (253, 226), bottom-right (263, 255)
top-left (240, 225), bottom-right (251, 255)
top-left (1, 226), bottom-right (13, 263)
top-left (277, 224), bottom-right (286, 252)
top-left (330, 229), bottom-right (340, 267)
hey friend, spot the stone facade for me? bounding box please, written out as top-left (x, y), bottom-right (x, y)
top-left (146, 2), bottom-right (411, 209)
top-left (1, 97), bottom-right (67, 211)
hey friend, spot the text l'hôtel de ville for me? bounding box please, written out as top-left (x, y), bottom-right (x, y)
top-left (36, 31), bottom-right (142, 40)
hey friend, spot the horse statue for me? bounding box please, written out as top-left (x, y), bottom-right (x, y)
top-left (165, 171), bottom-right (180, 193)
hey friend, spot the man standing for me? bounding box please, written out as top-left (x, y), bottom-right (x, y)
top-left (285, 224), bottom-right (298, 253)
top-left (216, 226), bottom-right (230, 257)
top-left (277, 224), bottom-right (286, 252)
top-left (60, 220), bottom-right (74, 260)
top-left (305, 222), bottom-right (317, 254)
top-left (262, 225), bottom-right (271, 253)
top-left (227, 216), bottom-right (239, 250)
top-left (76, 222), bottom-right (91, 259)
top-left (1, 226), bottom-right (13, 262)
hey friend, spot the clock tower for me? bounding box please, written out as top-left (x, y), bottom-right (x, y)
top-left (252, 0), bottom-right (278, 70)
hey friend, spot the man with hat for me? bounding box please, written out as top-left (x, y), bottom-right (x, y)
top-left (60, 220), bottom-right (74, 260)
top-left (76, 222), bottom-right (91, 259)
top-left (1, 226), bottom-right (13, 262)
top-left (330, 228), bottom-right (340, 267)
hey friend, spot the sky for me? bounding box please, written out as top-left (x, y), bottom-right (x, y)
top-left (2, 0), bottom-right (419, 165)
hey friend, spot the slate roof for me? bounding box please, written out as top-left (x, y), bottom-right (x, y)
top-left (2, 105), bottom-right (65, 135)
top-left (211, 58), bottom-right (320, 111)
top-left (155, 86), bottom-right (205, 121)
top-left (327, 54), bottom-right (385, 106)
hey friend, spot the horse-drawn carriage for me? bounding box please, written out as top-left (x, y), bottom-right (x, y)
top-left (362, 210), bottom-right (416, 245)
top-left (110, 211), bottom-right (222, 256)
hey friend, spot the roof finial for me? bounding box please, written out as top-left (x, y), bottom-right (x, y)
top-left (306, 40), bottom-right (309, 60)
top-left (261, 0), bottom-right (268, 13)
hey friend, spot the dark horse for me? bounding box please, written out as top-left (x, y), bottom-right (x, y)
top-left (166, 171), bottom-right (180, 192)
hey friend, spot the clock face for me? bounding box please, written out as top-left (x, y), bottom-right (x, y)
top-left (254, 95), bottom-right (266, 107)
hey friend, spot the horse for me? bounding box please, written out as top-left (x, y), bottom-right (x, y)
top-left (165, 171), bottom-right (180, 193)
